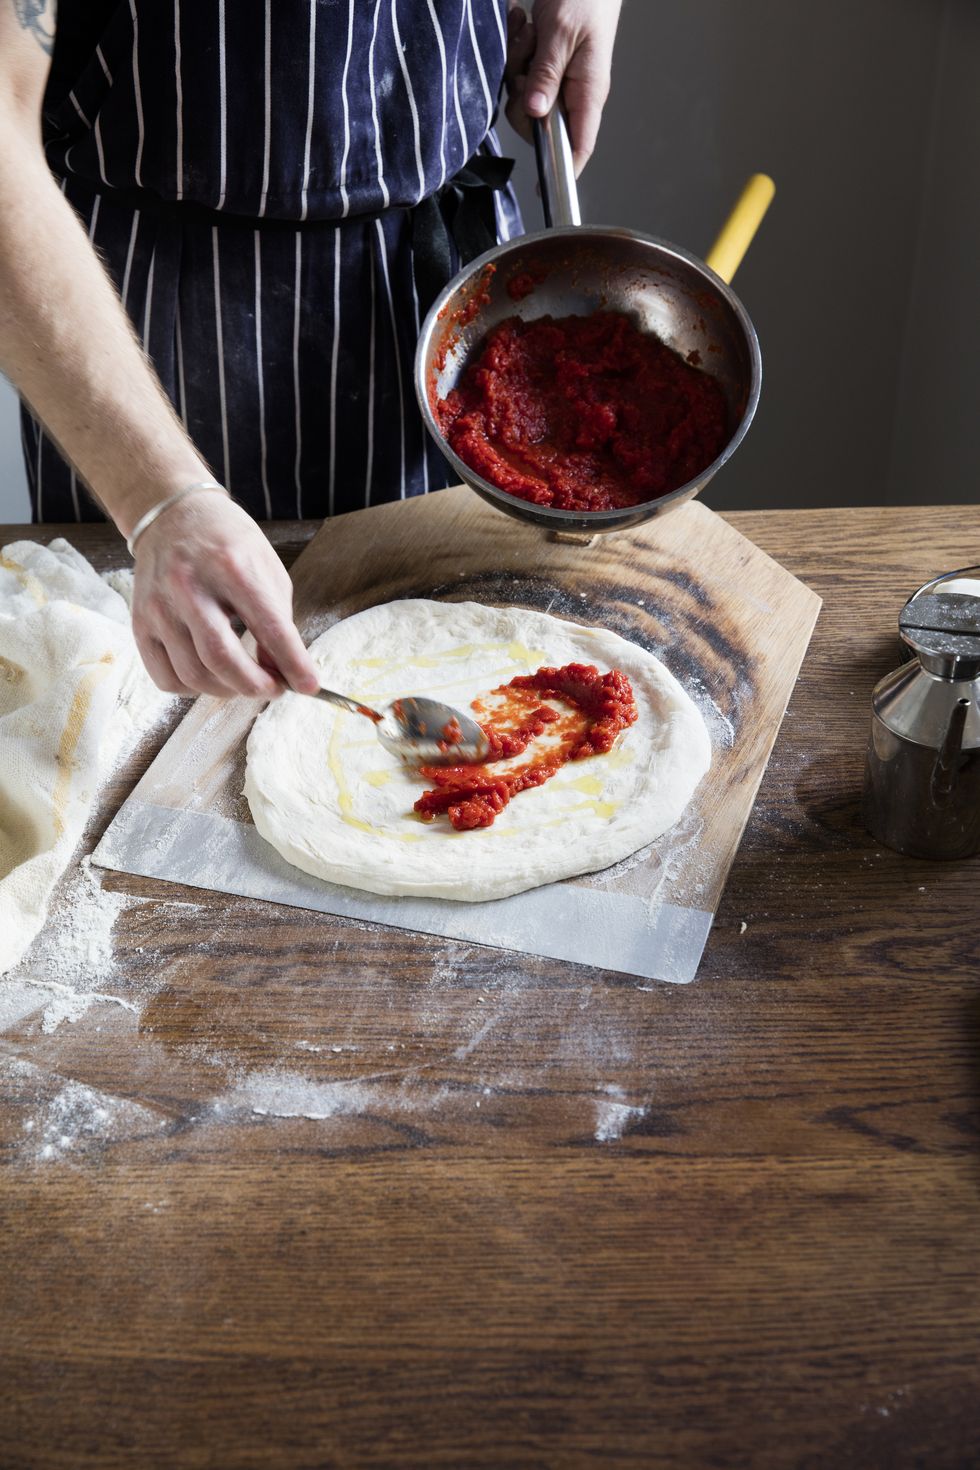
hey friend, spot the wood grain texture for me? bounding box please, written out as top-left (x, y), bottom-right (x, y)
top-left (102, 488), bottom-right (820, 934)
top-left (1, 505), bottom-right (978, 1470)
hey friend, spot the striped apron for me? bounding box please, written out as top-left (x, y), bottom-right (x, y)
top-left (25, 0), bottom-right (520, 523)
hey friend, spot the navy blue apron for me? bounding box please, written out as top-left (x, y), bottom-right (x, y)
top-left (24, 0), bottom-right (520, 522)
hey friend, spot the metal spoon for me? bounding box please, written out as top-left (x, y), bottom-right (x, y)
top-left (312, 687), bottom-right (489, 765)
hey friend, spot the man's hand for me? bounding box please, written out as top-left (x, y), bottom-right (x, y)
top-left (505, 0), bottom-right (622, 176)
top-left (0, 4), bottom-right (318, 704)
top-left (131, 494), bottom-right (320, 700)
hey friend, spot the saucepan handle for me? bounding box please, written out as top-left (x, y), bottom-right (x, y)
top-left (705, 174), bottom-right (776, 284)
top-left (533, 108), bottom-right (582, 229)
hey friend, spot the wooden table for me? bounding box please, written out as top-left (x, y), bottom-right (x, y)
top-left (1, 506), bottom-right (977, 1470)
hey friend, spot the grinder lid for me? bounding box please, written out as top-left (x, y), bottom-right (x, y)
top-left (900, 567), bottom-right (980, 677)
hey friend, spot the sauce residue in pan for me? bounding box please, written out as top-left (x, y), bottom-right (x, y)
top-left (436, 310), bottom-right (729, 512)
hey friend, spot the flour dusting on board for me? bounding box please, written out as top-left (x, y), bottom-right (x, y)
top-left (686, 675), bottom-right (737, 750)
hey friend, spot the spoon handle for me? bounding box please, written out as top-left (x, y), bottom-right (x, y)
top-left (313, 687), bottom-right (382, 722)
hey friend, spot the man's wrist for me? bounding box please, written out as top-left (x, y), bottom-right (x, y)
top-left (101, 456), bottom-right (218, 539)
top-left (126, 481), bottom-right (229, 556)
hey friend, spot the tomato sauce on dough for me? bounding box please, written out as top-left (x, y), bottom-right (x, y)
top-left (437, 311), bottom-right (729, 512)
top-left (414, 662), bottom-right (637, 831)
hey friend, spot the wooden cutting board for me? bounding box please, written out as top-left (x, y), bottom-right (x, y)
top-left (93, 487), bottom-right (821, 982)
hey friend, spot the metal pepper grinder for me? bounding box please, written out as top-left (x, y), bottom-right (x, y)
top-left (863, 567), bottom-right (980, 859)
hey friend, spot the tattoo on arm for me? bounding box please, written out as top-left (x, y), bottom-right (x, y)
top-left (13, 0), bottom-right (56, 56)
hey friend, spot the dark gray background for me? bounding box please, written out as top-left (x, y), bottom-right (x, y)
top-left (1, 0), bottom-right (977, 521)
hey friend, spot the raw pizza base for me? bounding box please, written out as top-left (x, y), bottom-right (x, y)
top-left (244, 600), bottom-right (711, 902)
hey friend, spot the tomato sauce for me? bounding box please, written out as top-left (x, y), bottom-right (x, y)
top-left (437, 715), bottom-right (464, 754)
top-left (436, 311), bottom-right (729, 512)
top-left (414, 662), bottom-right (637, 831)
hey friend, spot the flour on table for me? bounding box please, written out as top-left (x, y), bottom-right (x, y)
top-left (0, 857), bottom-right (145, 1033)
top-left (20, 858), bottom-right (142, 1030)
top-left (5, 1056), bottom-right (168, 1165)
top-left (595, 1096), bottom-right (649, 1143)
top-left (245, 599), bottom-right (711, 902)
top-left (1, 858), bottom-right (201, 1038)
top-left (215, 1068), bottom-right (381, 1122)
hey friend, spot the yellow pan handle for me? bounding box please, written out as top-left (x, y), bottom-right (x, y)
top-left (705, 173), bottom-right (775, 284)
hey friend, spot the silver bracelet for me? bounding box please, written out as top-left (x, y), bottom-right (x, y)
top-left (126, 480), bottom-right (228, 555)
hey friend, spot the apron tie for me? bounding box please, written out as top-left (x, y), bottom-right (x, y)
top-left (410, 153), bottom-right (515, 321)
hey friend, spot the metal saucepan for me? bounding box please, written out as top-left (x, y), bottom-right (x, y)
top-left (415, 111), bottom-right (774, 537)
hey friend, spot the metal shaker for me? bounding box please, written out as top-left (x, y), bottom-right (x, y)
top-left (863, 567), bottom-right (980, 859)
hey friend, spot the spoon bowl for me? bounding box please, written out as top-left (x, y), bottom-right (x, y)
top-left (313, 687), bottom-right (489, 765)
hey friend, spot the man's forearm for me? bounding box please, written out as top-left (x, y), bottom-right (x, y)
top-left (0, 108), bottom-right (210, 532)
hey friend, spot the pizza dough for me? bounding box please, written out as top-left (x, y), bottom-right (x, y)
top-left (244, 600), bottom-right (711, 902)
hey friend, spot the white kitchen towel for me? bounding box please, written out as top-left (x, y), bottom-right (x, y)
top-left (0, 537), bottom-right (167, 975)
